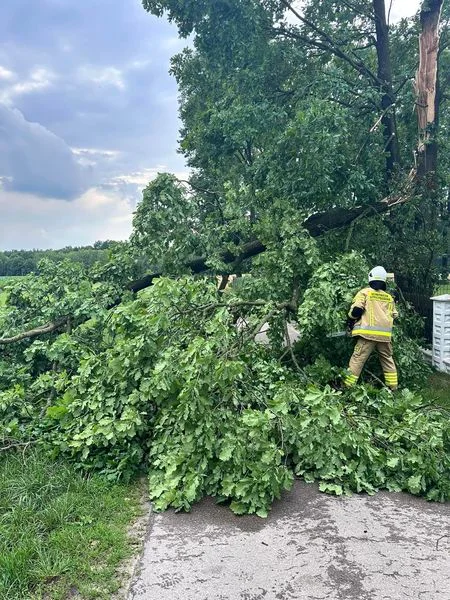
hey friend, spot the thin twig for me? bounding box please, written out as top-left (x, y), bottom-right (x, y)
top-left (387, 0), bottom-right (394, 27)
top-left (436, 535), bottom-right (449, 550)
top-left (366, 369), bottom-right (389, 389)
top-left (0, 440), bottom-right (34, 452)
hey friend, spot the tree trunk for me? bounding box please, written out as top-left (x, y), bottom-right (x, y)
top-left (398, 0), bottom-right (444, 326)
top-left (372, 0), bottom-right (400, 181)
top-left (415, 0), bottom-right (444, 183)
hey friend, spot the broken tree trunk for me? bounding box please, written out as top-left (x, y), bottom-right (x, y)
top-left (395, 0), bottom-right (445, 311)
top-left (415, 0), bottom-right (444, 182)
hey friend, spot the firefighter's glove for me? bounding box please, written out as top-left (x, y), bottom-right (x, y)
top-left (345, 317), bottom-right (356, 334)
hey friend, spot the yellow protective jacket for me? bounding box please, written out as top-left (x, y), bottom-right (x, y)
top-left (349, 287), bottom-right (398, 342)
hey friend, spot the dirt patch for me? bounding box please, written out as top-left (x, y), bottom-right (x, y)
top-left (112, 478), bottom-right (151, 600)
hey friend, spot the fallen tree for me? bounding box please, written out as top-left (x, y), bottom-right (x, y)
top-left (1, 1), bottom-right (449, 518)
top-left (0, 0), bottom-right (446, 347)
top-left (1, 263), bottom-right (448, 514)
top-left (0, 169), bottom-right (416, 345)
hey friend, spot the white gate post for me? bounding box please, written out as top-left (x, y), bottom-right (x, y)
top-left (431, 294), bottom-right (450, 374)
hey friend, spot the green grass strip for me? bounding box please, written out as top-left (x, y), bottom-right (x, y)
top-left (0, 450), bottom-right (144, 600)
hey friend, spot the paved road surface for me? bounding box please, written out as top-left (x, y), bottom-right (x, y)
top-left (129, 481), bottom-right (450, 600)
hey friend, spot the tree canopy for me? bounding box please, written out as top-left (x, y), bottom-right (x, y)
top-left (0, 243), bottom-right (115, 277)
top-left (139, 0), bottom-right (449, 293)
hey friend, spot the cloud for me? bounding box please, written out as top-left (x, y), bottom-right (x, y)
top-left (0, 186), bottom-right (134, 250)
top-left (0, 0), bottom-right (186, 189)
top-left (110, 167), bottom-right (166, 186)
top-left (0, 104), bottom-right (87, 199)
top-left (109, 166), bottom-right (189, 186)
top-left (0, 66), bottom-right (15, 81)
top-left (0, 67), bottom-right (55, 105)
top-left (72, 147), bottom-right (122, 167)
top-left (0, 0), bottom-right (189, 248)
top-left (77, 65), bottom-right (125, 90)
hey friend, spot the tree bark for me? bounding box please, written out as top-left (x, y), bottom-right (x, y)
top-left (126, 170), bottom-right (416, 294)
top-left (396, 0), bottom-right (444, 315)
top-left (415, 0), bottom-right (444, 183)
top-left (372, 0), bottom-right (401, 180)
top-left (0, 319), bottom-right (67, 345)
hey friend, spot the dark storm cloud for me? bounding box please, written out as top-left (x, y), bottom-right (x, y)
top-left (0, 103), bottom-right (87, 199)
top-left (0, 0), bottom-right (186, 206)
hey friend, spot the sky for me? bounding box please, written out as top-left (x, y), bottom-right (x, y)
top-left (0, 0), bottom-right (422, 250)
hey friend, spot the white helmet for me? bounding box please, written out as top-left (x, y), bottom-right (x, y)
top-left (368, 266), bottom-right (387, 283)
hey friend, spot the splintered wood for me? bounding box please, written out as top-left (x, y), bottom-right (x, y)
top-left (415, 0), bottom-right (444, 156)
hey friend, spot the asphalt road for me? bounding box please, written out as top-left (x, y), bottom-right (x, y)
top-left (129, 481), bottom-right (450, 600)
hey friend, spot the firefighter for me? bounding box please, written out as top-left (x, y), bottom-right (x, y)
top-left (344, 266), bottom-right (398, 390)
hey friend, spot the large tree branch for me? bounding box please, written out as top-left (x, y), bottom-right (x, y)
top-left (0, 172), bottom-right (418, 346)
top-left (0, 318), bottom-right (68, 345)
top-left (129, 169), bottom-right (416, 287)
top-left (300, 169), bottom-right (416, 236)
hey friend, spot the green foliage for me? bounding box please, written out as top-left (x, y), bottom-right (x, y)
top-left (1, 265), bottom-right (448, 518)
top-left (4, 259), bottom-right (111, 335)
top-left (132, 174), bottom-right (204, 272)
top-left (391, 325), bottom-right (433, 390)
top-left (298, 252), bottom-right (369, 337)
top-left (285, 384), bottom-right (449, 501)
top-left (0, 243), bottom-right (112, 277)
top-left (148, 337), bottom-right (293, 515)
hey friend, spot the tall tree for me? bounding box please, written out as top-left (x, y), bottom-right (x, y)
top-left (139, 1), bottom-right (447, 294)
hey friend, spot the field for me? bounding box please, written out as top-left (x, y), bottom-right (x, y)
top-left (0, 276), bottom-right (22, 286)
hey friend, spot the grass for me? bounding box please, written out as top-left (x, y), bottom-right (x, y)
top-left (436, 284), bottom-right (450, 296)
top-left (0, 450), bottom-right (144, 600)
top-left (421, 372), bottom-right (450, 408)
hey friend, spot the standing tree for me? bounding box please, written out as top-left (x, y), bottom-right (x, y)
top-left (138, 0), bottom-right (448, 302)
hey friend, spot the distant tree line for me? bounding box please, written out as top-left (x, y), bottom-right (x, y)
top-left (0, 241), bottom-right (114, 276)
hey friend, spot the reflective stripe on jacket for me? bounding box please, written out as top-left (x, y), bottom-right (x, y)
top-left (349, 287), bottom-right (398, 342)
